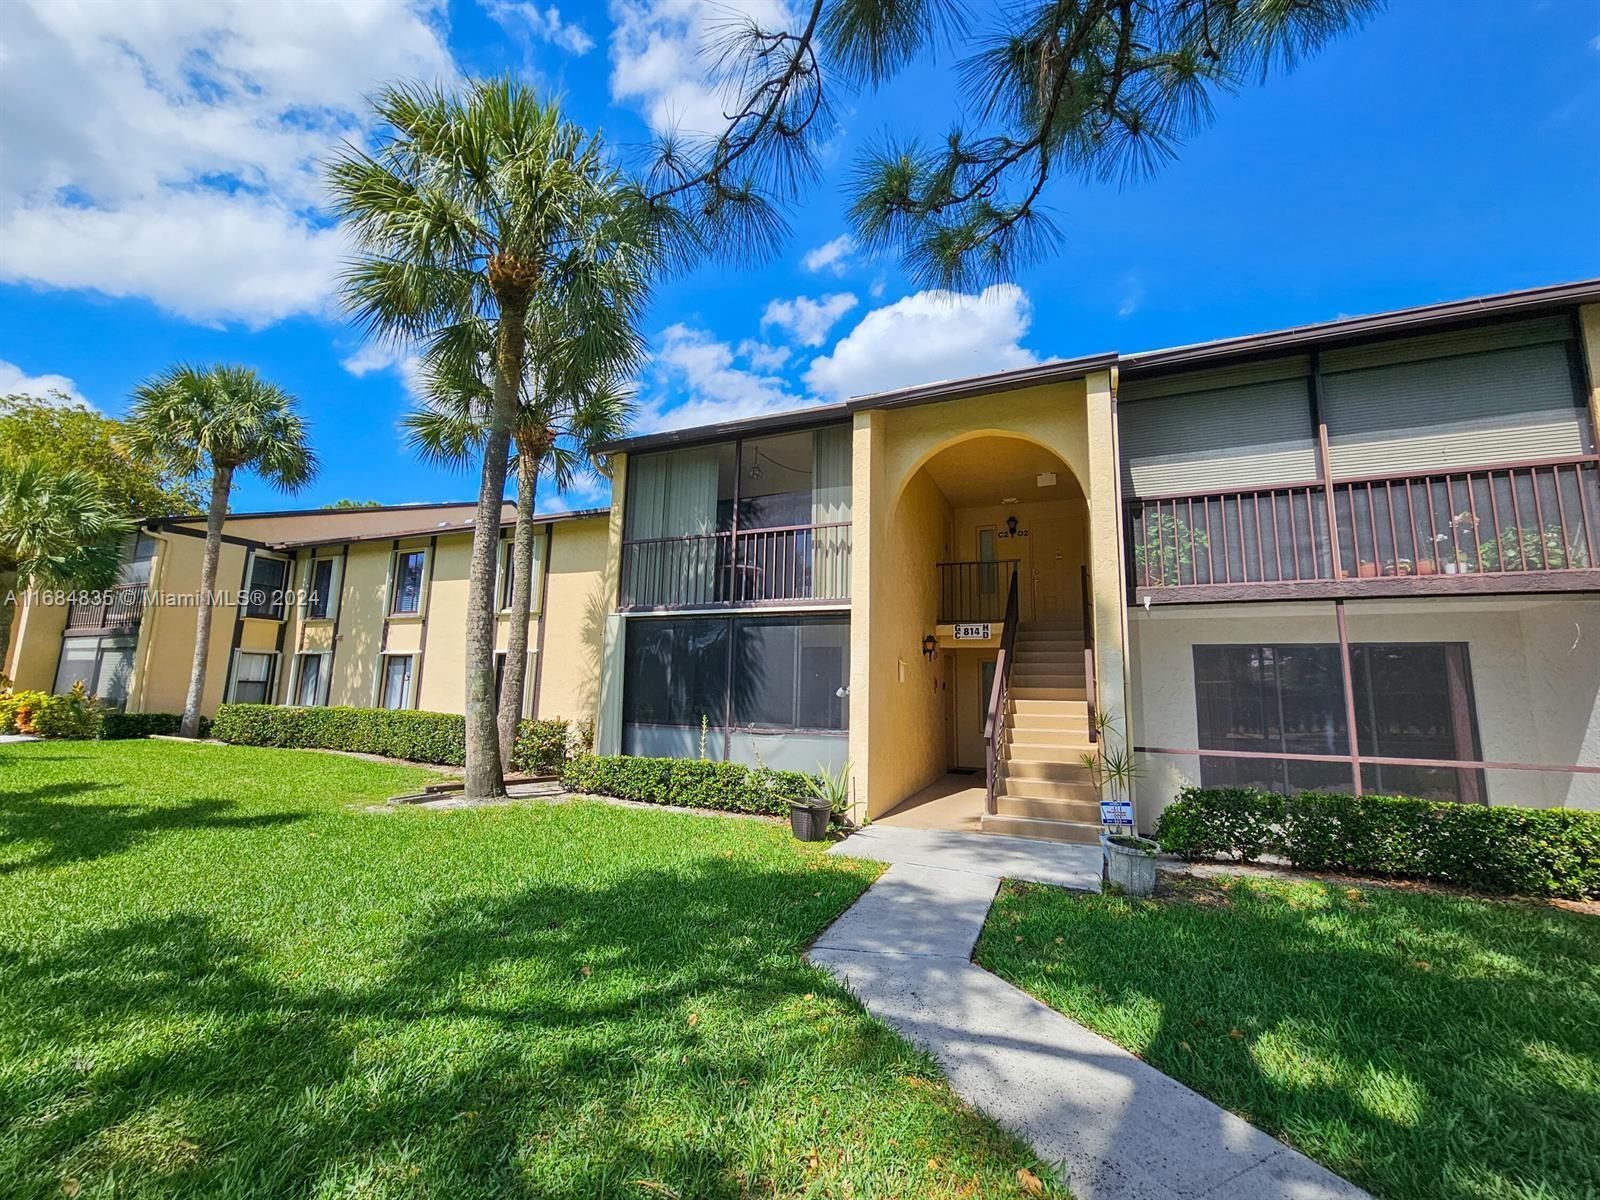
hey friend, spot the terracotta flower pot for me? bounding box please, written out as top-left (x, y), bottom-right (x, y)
top-left (1414, 559), bottom-right (1439, 575)
top-left (1356, 561), bottom-right (1380, 578)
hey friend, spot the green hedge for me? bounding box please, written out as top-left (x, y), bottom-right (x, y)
top-left (560, 754), bottom-right (820, 817)
top-left (1155, 785), bottom-right (1600, 899)
top-left (99, 711), bottom-right (200, 740)
top-left (211, 704), bottom-right (586, 773)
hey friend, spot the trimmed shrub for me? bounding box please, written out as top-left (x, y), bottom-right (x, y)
top-left (0, 684), bottom-right (102, 739)
top-left (213, 704), bottom-right (467, 764)
top-left (1155, 785), bottom-right (1600, 899)
top-left (1154, 786), bottom-right (1282, 862)
top-left (99, 711), bottom-right (196, 739)
top-left (211, 703), bottom-right (586, 771)
top-left (561, 754), bottom-right (820, 818)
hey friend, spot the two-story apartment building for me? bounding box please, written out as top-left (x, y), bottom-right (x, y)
top-left (7, 280), bottom-right (1598, 840)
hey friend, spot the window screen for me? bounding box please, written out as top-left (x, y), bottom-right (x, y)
top-left (306, 558), bottom-right (336, 621)
top-left (391, 551), bottom-right (426, 615)
top-left (381, 655), bottom-right (413, 709)
top-left (245, 556), bottom-right (289, 619)
top-left (232, 652), bottom-right (275, 704)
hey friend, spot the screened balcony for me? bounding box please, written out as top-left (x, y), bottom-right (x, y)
top-left (1128, 455), bottom-right (1600, 596)
top-left (620, 425), bottom-right (852, 609)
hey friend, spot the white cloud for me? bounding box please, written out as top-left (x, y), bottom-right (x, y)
top-left (482, 0), bottom-right (595, 54)
top-left (0, 0), bottom-right (457, 326)
top-left (542, 473), bottom-right (612, 513)
top-left (802, 234), bottom-right (854, 275)
top-left (737, 339), bottom-right (792, 370)
top-left (0, 359), bottom-right (90, 408)
top-left (761, 292), bottom-right (858, 348)
top-left (637, 323), bottom-right (805, 432)
top-left (805, 284), bottom-right (1040, 401)
top-left (608, 0), bottom-right (794, 134)
top-left (341, 341), bottom-right (426, 398)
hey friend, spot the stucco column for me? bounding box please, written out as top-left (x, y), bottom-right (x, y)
top-left (1580, 304), bottom-right (1600, 446)
top-left (847, 411), bottom-right (883, 821)
top-left (1085, 368), bottom-right (1132, 780)
top-left (594, 453), bottom-right (628, 756)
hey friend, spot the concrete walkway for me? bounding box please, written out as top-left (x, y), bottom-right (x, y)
top-left (810, 825), bottom-right (1369, 1200)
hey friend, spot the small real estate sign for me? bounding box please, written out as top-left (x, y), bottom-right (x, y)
top-left (953, 623), bottom-right (992, 640)
top-left (1099, 799), bottom-right (1135, 827)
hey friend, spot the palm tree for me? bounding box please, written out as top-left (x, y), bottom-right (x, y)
top-left (125, 366), bottom-right (316, 738)
top-left (0, 454), bottom-right (130, 681)
top-left (405, 317), bottom-right (636, 764)
top-left (330, 78), bottom-right (663, 799)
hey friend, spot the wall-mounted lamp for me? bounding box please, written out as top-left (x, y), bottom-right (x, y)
top-left (921, 634), bottom-right (937, 660)
top-left (1006, 514), bottom-right (1019, 537)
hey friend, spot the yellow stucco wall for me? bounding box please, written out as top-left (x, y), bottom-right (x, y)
top-left (132, 533), bottom-right (248, 715)
top-left (326, 542), bottom-right (391, 707)
top-left (1580, 304), bottom-right (1600, 444)
top-left (537, 514), bottom-right (612, 725)
top-left (4, 589), bottom-right (68, 690)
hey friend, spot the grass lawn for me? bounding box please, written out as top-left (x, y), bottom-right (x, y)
top-left (976, 874), bottom-right (1600, 1200)
top-left (1, 740), bottom-right (1062, 1199)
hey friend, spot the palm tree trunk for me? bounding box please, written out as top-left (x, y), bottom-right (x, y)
top-left (497, 449), bottom-right (540, 766)
top-left (0, 566), bottom-right (19, 685)
top-left (182, 463), bottom-right (233, 738)
top-left (464, 296), bottom-right (529, 799)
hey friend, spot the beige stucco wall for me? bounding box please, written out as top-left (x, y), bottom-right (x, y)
top-left (949, 498), bottom-right (1089, 626)
top-left (536, 514), bottom-right (612, 725)
top-left (1579, 304), bottom-right (1600, 442)
top-left (4, 588), bottom-right (68, 690)
top-left (326, 542), bottom-right (391, 707)
top-left (1129, 596), bottom-right (1600, 822)
top-left (132, 533), bottom-right (249, 715)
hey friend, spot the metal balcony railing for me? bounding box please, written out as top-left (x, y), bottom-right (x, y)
top-left (64, 583), bottom-right (149, 632)
top-left (620, 522), bottom-right (851, 608)
top-left (1128, 456), bottom-right (1599, 590)
top-left (937, 559), bottom-right (1020, 624)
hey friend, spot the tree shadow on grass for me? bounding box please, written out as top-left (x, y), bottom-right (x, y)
top-left (981, 877), bottom-right (1600, 1200)
top-left (0, 781), bottom-right (305, 874)
top-left (0, 855), bottom-right (1011, 1199)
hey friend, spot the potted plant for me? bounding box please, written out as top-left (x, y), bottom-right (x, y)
top-left (792, 760), bottom-right (850, 842)
top-left (1081, 711), bottom-right (1156, 897)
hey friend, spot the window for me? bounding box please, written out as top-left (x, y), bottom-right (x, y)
top-left (623, 618), bottom-right (730, 728)
top-left (380, 654), bottom-right (414, 710)
top-left (293, 652), bottom-right (329, 707)
top-left (732, 618), bottom-right (848, 730)
top-left (499, 541), bottom-right (515, 610)
top-left (622, 615), bottom-right (849, 769)
top-left (390, 549), bottom-right (426, 615)
top-left (244, 555), bottom-right (290, 620)
top-left (119, 534), bottom-right (158, 586)
top-left (1193, 643), bottom-right (1482, 802)
top-left (494, 651), bottom-right (507, 701)
top-left (230, 652), bottom-right (276, 704)
top-left (54, 635), bottom-right (137, 709)
top-left (305, 557), bottom-right (338, 621)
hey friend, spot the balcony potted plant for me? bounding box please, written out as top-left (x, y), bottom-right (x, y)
top-left (1081, 712), bottom-right (1157, 897)
top-left (1438, 513), bottom-right (1479, 573)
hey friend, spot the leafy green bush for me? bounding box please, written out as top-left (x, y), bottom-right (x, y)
top-left (1155, 785), bottom-right (1600, 898)
top-left (99, 711), bottom-right (198, 739)
top-left (513, 718), bottom-right (590, 774)
top-left (0, 684), bottom-right (102, 739)
top-left (1154, 786), bottom-right (1282, 862)
top-left (211, 703), bottom-right (585, 771)
top-left (561, 754), bottom-right (820, 817)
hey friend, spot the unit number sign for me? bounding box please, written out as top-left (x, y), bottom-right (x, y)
top-left (953, 623), bottom-right (992, 640)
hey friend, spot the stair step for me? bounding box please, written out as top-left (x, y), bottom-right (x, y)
top-left (1011, 671), bottom-right (1086, 686)
top-left (1013, 648), bottom-right (1084, 662)
top-left (1010, 698), bottom-right (1090, 718)
top-left (1000, 757), bottom-right (1094, 783)
top-left (1011, 685), bottom-right (1087, 701)
top-left (1020, 622), bottom-right (1084, 632)
top-left (1004, 738), bottom-right (1093, 759)
top-left (1009, 710), bottom-right (1090, 730)
top-left (999, 775), bottom-right (1102, 803)
top-left (980, 813), bottom-right (1101, 845)
top-left (995, 794), bottom-right (1103, 822)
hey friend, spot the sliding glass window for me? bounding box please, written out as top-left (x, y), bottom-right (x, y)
top-left (622, 614), bottom-right (848, 772)
top-left (1193, 642), bottom-right (1483, 802)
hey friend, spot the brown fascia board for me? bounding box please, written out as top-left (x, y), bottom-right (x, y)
top-left (1119, 277), bottom-right (1600, 378)
top-left (596, 351), bottom-right (1118, 456)
top-left (150, 497), bottom-right (501, 525)
top-left (265, 506), bottom-right (609, 551)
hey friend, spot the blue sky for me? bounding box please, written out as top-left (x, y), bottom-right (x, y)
top-left (2, 0), bottom-right (1596, 514)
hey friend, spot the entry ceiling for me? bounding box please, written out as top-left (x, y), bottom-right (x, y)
top-left (920, 436), bottom-right (1083, 508)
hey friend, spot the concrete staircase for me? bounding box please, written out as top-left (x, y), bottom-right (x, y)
top-left (980, 620), bottom-right (1102, 845)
